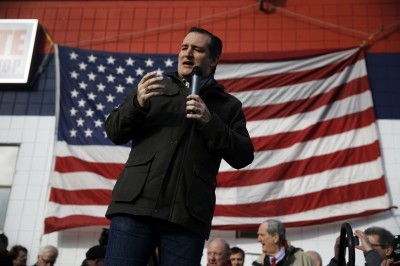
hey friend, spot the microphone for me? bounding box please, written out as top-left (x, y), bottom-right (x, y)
top-left (190, 66), bottom-right (202, 95)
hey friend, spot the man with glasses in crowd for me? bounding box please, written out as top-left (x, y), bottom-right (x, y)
top-left (32, 245), bottom-right (58, 266)
top-left (327, 226), bottom-right (395, 266)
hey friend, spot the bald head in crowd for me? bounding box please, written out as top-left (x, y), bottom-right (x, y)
top-left (306, 250), bottom-right (322, 266)
top-left (207, 238), bottom-right (231, 266)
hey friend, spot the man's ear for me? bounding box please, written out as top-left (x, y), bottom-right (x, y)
top-left (272, 233), bottom-right (280, 244)
top-left (211, 55), bottom-right (220, 68)
top-left (385, 246), bottom-right (394, 257)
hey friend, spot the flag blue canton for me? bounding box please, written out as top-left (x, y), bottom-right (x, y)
top-left (57, 45), bottom-right (177, 145)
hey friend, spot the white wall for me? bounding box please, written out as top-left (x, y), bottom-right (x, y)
top-left (1, 115), bottom-right (399, 266)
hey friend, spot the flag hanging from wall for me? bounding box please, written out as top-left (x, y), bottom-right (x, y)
top-left (44, 45), bottom-right (392, 234)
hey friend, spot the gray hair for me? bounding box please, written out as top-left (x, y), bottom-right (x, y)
top-left (39, 245), bottom-right (59, 257)
top-left (264, 219), bottom-right (286, 246)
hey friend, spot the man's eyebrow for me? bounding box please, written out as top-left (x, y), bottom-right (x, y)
top-left (181, 43), bottom-right (205, 50)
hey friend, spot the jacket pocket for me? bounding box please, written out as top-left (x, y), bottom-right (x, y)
top-left (112, 153), bottom-right (154, 202)
top-left (186, 166), bottom-right (216, 224)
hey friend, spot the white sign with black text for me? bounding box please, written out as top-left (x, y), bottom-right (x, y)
top-left (0, 19), bottom-right (39, 83)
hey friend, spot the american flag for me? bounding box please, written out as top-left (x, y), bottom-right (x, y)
top-left (44, 45), bottom-right (392, 234)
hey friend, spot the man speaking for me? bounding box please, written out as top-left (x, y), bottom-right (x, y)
top-left (103, 27), bottom-right (254, 266)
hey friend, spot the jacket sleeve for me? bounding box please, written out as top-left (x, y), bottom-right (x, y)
top-left (199, 97), bottom-right (254, 169)
top-left (291, 251), bottom-right (314, 266)
top-left (364, 249), bottom-right (382, 266)
top-left (105, 90), bottom-right (148, 145)
top-left (327, 258), bottom-right (338, 266)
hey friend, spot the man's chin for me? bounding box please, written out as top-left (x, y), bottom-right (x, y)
top-left (179, 65), bottom-right (194, 75)
top-left (262, 248), bottom-right (268, 254)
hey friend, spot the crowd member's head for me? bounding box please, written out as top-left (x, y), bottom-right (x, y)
top-left (178, 27), bottom-right (222, 82)
top-left (230, 246), bottom-right (245, 266)
top-left (207, 238), bottom-right (231, 266)
top-left (305, 250), bottom-right (322, 266)
top-left (257, 219), bottom-right (286, 256)
top-left (81, 245), bottom-right (106, 266)
top-left (0, 233), bottom-right (9, 253)
top-left (9, 245), bottom-right (27, 266)
top-left (364, 226), bottom-right (394, 259)
top-left (36, 245), bottom-right (58, 266)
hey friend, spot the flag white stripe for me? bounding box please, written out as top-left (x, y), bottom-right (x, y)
top-left (52, 172), bottom-right (116, 190)
top-left (215, 48), bottom-right (358, 79)
top-left (55, 141), bottom-right (130, 163)
top-left (47, 201), bottom-right (108, 218)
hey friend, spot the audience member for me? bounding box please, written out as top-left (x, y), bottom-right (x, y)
top-left (32, 245), bottom-right (58, 266)
top-left (381, 258), bottom-right (400, 266)
top-left (327, 226), bottom-right (395, 266)
top-left (252, 219), bottom-right (313, 266)
top-left (230, 246), bottom-right (245, 266)
top-left (81, 245), bottom-right (106, 266)
top-left (0, 233), bottom-right (9, 253)
top-left (0, 232), bottom-right (12, 266)
top-left (9, 245), bottom-right (28, 266)
top-left (305, 250), bottom-right (322, 266)
top-left (207, 238), bottom-right (231, 266)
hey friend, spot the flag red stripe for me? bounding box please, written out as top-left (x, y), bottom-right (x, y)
top-left (214, 177), bottom-right (387, 217)
top-left (217, 141), bottom-right (381, 187)
top-left (55, 156), bottom-right (122, 179)
top-left (49, 188), bottom-right (111, 205)
top-left (221, 50), bottom-right (362, 93)
top-left (44, 216), bottom-right (109, 234)
top-left (243, 76), bottom-right (370, 121)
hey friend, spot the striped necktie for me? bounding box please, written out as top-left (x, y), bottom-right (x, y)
top-left (272, 257), bottom-right (277, 266)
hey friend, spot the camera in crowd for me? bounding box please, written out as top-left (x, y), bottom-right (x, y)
top-left (345, 235), bottom-right (359, 247)
top-left (392, 235), bottom-right (400, 262)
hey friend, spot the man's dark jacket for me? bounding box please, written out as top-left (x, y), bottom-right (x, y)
top-left (327, 249), bottom-right (383, 266)
top-left (105, 72), bottom-right (254, 239)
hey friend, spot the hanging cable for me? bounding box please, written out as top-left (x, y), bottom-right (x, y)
top-left (28, 25), bottom-right (55, 87)
top-left (360, 19), bottom-right (400, 47)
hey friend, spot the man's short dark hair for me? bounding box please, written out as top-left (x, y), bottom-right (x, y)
top-left (365, 226), bottom-right (394, 246)
top-left (230, 246), bottom-right (245, 258)
top-left (86, 245), bottom-right (106, 260)
top-left (0, 233), bottom-right (8, 248)
top-left (188, 27), bottom-right (222, 59)
top-left (187, 27), bottom-right (222, 74)
top-left (9, 245), bottom-right (27, 260)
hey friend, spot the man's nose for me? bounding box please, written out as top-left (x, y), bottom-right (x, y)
top-left (184, 48), bottom-right (194, 57)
